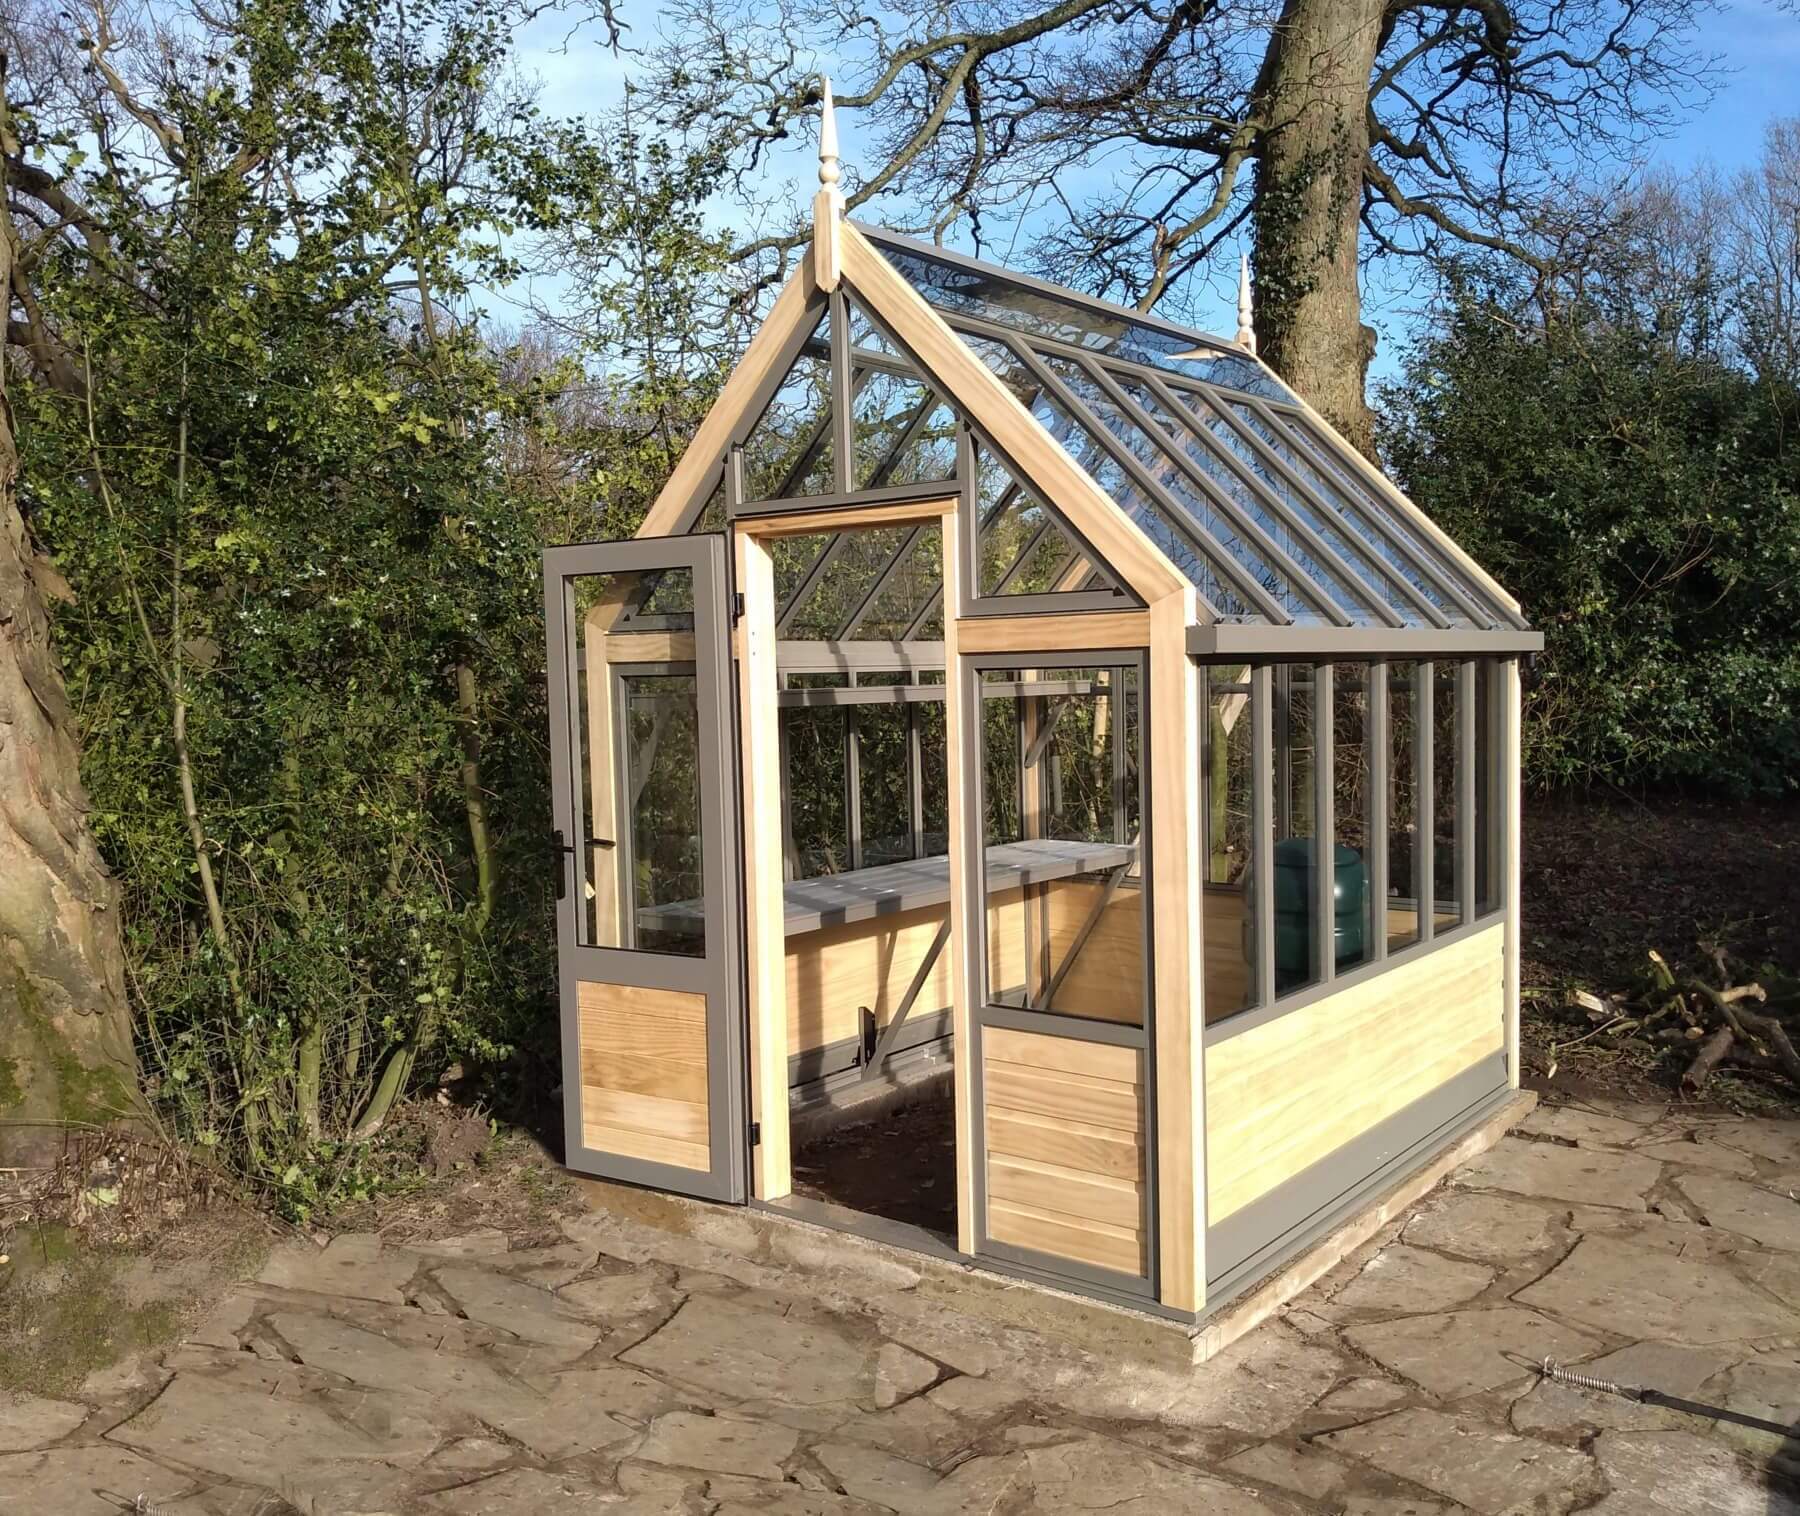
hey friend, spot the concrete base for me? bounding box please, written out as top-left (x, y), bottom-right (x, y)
top-left (571, 1087), bottom-right (1537, 1370)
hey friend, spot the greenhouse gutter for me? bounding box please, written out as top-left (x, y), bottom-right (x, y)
top-left (1187, 624), bottom-right (1544, 659)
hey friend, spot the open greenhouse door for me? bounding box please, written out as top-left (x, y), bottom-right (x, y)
top-left (544, 535), bottom-right (746, 1203)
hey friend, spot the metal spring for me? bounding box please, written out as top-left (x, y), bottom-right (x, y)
top-left (1541, 1358), bottom-right (1635, 1400)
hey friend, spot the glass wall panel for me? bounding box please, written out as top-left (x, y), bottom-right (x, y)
top-left (978, 665), bottom-right (1145, 1026)
top-left (851, 371), bottom-right (958, 488)
top-left (743, 309), bottom-right (833, 502)
top-left (854, 679), bottom-right (916, 867)
top-left (784, 694), bottom-right (849, 880)
top-left (569, 568), bottom-right (705, 957)
top-left (1204, 666), bottom-right (1257, 1021)
top-left (1332, 663), bottom-right (1374, 973)
top-left (782, 526), bottom-right (915, 640)
top-left (849, 524), bottom-right (943, 639)
top-left (1272, 665), bottom-right (1322, 996)
top-left (1386, 661), bottom-right (1421, 952)
top-left (1433, 662), bottom-right (1463, 928)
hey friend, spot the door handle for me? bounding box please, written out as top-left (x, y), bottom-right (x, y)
top-left (553, 832), bottom-right (616, 901)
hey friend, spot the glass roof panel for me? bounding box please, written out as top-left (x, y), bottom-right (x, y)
top-left (855, 225), bottom-right (1525, 631)
top-left (952, 330), bottom-right (1254, 618)
top-left (866, 229), bottom-right (1298, 403)
top-left (1173, 391), bottom-right (1475, 628)
top-left (1272, 410), bottom-right (1505, 627)
top-left (1026, 349), bottom-right (1384, 626)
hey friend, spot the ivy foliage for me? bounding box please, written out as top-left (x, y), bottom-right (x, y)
top-left (15, 0), bottom-right (728, 1214)
top-left (1380, 277), bottom-right (1800, 795)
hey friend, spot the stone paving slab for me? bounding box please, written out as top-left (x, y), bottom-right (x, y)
top-left (10, 1095), bottom-right (1800, 1514)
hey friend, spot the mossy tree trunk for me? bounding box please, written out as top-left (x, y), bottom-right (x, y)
top-left (0, 67), bottom-right (143, 1166)
top-left (1251, 0), bottom-right (1387, 456)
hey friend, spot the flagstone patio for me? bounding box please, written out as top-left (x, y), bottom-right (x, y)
top-left (3, 1098), bottom-right (1798, 1514)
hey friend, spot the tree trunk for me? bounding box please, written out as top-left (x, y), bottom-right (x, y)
top-left (1250, 0), bottom-right (1384, 455)
top-left (0, 63), bottom-right (143, 1167)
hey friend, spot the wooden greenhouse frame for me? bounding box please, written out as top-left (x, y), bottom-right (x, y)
top-left (542, 90), bottom-right (1542, 1321)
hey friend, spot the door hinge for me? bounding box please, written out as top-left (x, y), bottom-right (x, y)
top-left (748, 1121), bottom-right (761, 1147)
top-left (731, 591), bottom-right (746, 624)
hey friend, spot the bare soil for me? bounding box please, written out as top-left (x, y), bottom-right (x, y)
top-left (791, 1089), bottom-right (958, 1238)
top-left (1520, 788), bottom-right (1800, 1111)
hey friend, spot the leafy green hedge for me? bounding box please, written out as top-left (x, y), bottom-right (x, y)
top-left (1379, 291), bottom-right (1800, 795)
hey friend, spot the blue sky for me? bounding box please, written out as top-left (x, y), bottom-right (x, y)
top-left (501, 0), bottom-right (1797, 373)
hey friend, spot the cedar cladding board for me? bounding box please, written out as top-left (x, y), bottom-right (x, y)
top-left (1204, 922), bottom-right (1505, 1224)
top-left (579, 981), bottom-right (711, 1172)
top-left (983, 1026), bottom-right (1147, 1276)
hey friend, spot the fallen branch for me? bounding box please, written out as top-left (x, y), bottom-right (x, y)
top-left (1556, 947), bottom-right (1797, 1098)
top-left (1680, 1025), bottom-right (1734, 1094)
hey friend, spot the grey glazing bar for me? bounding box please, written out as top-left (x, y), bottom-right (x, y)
top-left (1070, 356), bottom-right (1382, 630)
top-left (1252, 666), bottom-right (1276, 1009)
top-left (1315, 663), bottom-right (1335, 987)
top-left (726, 446), bottom-right (746, 514)
top-left (864, 919), bottom-right (951, 1079)
top-left (1484, 660), bottom-right (1504, 911)
top-left (830, 289), bottom-right (854, 494)
top-left (1367, 658), bottom-right (1390, 965)
top-left (960, 326), bottom-right (1300, 627)
top-left (1123, 366), bottom-right (1416, 631)
top-left (1458, 659), bottom-right (1477, 925)
top-left (1417, 662), bottom-right (1435, 945)
top-left (779, 683), bottom-right (948, 708)
top-left (741, 475), bottom-right (961, 523)
top-left (1112, 680), bottom-right (1129, 844)
top-left (908, 703), bottom-right (925, 860)
top-left (778, 717), bottom-right (798, 881)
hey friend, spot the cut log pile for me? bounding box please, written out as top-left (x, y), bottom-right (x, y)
top-left (1560, 949), bottom-right (1800, 1097)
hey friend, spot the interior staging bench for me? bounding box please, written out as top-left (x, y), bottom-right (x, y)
top-left (643, 838), bottom-right (1137, 1089)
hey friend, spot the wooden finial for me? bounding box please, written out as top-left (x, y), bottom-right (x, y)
top-left (1236, 254), bottom-right (1256, 355)
top-left (818, 77), bottom-right (841, 190)
top-left (813, 75), bottom-right (844, 290)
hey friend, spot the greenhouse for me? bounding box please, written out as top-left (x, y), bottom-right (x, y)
top-left (541, 101), bottom-right (1542, 1319)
